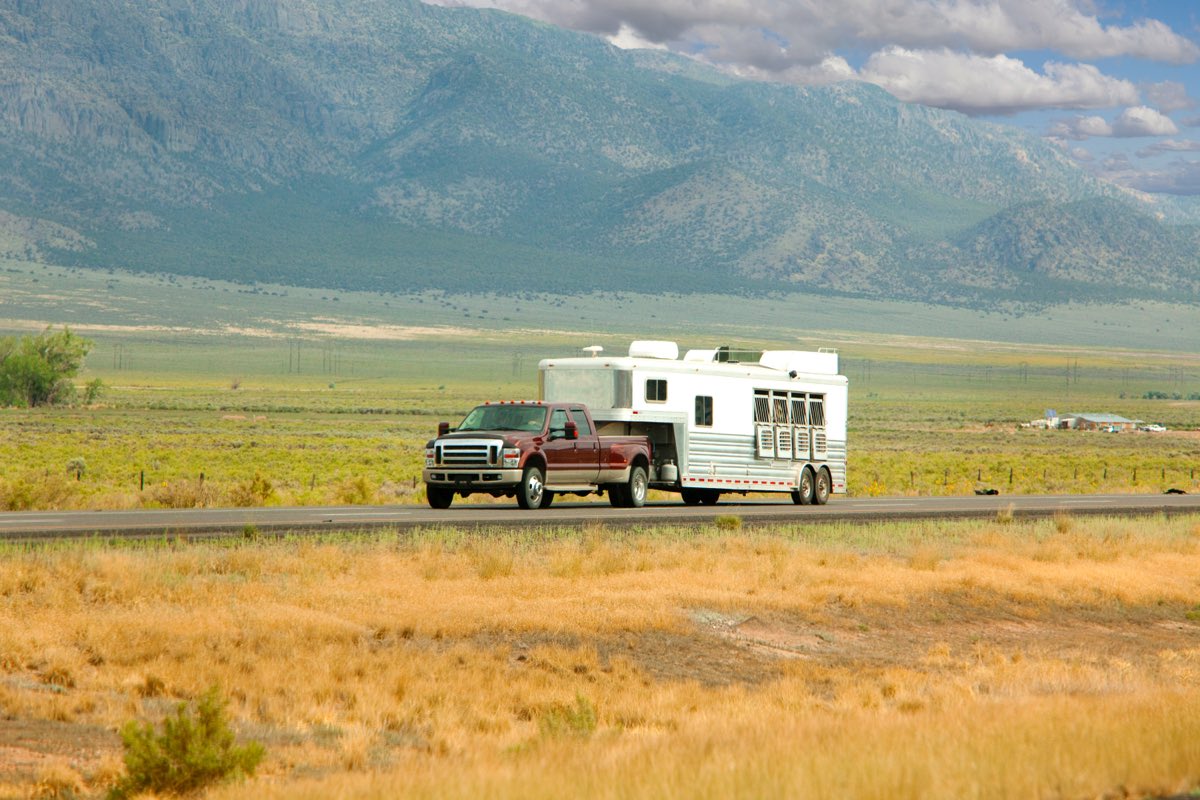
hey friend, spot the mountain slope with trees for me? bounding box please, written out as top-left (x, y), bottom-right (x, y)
top-left (0, 0), bottom-right (1196, 307)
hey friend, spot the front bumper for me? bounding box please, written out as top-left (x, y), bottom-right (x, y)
top-left (423, 468), bottom-right (524, 491)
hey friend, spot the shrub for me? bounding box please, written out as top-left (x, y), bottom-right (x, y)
top-left (108, 686), bottom-right (264, 799)
top-left (0, 327), bottom-right (93, 407)
top-left (538, 694), bottom-right (597, 739)
top-left (228, 473), bottom-right (275, 507)
top-left (714, 514), bottom-right (742, 531)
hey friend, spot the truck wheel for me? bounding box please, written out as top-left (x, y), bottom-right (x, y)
top-left (427, 486), bottom-right (453, 509)
top-left (680, 489), bottom-right (702, 505)
top-left (625, 466), bottom-right (648, 508)
top-left (814, 468), bottom-right (831, 505)
top-left (699, 490), bottom-right (721, 505)
top-left (517, 465), bottom-right (547, 509)
top-left (608, 485), bottom-right (628, 507)
top-left (792, 468), bottom-right (815, 505)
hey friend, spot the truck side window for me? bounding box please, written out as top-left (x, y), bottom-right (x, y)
top-left (550, 408), bottom-right (570, 435)
top-left (646, 379), bottom-right (667, 403)
top-left (568, 408), bottom-right (592, 435)
top-left (695, 396), bottom-right (713, 427)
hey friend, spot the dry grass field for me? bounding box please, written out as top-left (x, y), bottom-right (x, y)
top-left (2, 515), bottom-right (1199, 799)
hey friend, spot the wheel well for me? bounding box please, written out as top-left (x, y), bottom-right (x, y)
top-left (631, 455), bottom-right (649, 473)
top-left (523, 454), bottom-right (546, 473)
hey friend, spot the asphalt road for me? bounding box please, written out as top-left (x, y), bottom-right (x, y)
top-left (1, 492), bottom-right (1198, 540)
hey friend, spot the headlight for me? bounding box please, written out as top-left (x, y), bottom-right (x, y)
top-left (502, 448), bottom-right (520, 468)
top-left (425, 448), bottom-right (435, 467)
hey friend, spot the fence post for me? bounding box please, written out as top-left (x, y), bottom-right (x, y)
top-left (1009, 467), bottom-right (1013, 485)
top-left (139, 470), bottom-right (144, 491)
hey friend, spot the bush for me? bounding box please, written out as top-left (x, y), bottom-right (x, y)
top-left (538, 694), bottom-right (597, 739)
top-left (108, 686), bottom-right (264, 799)
top-left (0, 327), bottom-right (93, 407)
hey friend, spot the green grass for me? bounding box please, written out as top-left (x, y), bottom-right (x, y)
top-left (1, 257), bottom-right (1199, 509)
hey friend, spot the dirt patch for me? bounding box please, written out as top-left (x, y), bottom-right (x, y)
top-left (0, 717), bottom-right (117, 787)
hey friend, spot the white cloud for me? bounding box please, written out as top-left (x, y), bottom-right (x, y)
top-left (1142, 81), bottom-right (1197, 113)
top-left (858, 49), bottom-right (1138, 115)
top-left (1111, 106), bottom-right (1179, 137)
top-left (1136, 139), bottom-right (1200, 158)
top-left (1120, 160), bottom-right (1200, 195)
top-left (1049, 115), bottom-right (1113, 139)
top-left (431, 0), bottom-right (1200, 67)
top-left (607, 23), bottom-right (668, 50)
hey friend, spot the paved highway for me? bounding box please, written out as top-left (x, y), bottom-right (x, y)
top-left (1, 493), bottom-right (1198, 540)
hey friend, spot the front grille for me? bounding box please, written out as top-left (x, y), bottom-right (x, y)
top-left (438, 440), bottom-right (499, 466)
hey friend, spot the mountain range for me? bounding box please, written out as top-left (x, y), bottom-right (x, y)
top-left (1, 0), bottom-right (1198, 308)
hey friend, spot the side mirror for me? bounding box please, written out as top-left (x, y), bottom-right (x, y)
top-left (437, 422), bottom-right (450, 437)
top-left (565, 420), bottom-right (578, 440)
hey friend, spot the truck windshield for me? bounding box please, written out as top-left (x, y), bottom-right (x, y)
top-left (457, 405), bottom-right (547, 433)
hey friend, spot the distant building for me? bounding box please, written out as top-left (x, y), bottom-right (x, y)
top-left (1060, 413), bottom-right (1140, 432)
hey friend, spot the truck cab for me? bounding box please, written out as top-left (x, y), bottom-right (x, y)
top-left (423, 401), bottom-right (653, 510)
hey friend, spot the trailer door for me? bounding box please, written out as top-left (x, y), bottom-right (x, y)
top-left (754, 391), bottom-right (774, 458)
top-left (772, 391), bottom-right (792, 459)
top-left (790, 392), bottom-right (810, 461)
top-left (808, 395), bottom-right (828, 460)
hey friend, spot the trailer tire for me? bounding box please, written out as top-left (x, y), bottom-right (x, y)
top-left (427, 486), bottom-right (453, 509)
top-left (792, 468), bottom-right (815, 505)
top-left (680, 489), bottom-right (702, 505)
top-left (625, 465), bottom-right (648, 508)
top-left (699, 490), bottom-right (721, 505)
top-left (517, 465), bottom-right (547, 509)
top-left (814, 468), bottom-right (831, 506)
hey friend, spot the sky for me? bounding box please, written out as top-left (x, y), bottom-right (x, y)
top-left (429, 0), bottom-right (1200, 196)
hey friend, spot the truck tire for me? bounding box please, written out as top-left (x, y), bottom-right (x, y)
top-left (792, 468), bottom-right (815, 505)
top-left (517, 465), bottom-right (547, 510)
top-left (624, 465), bottom-right (647, 508)
top-left (608, 485), bottom-right (628, 507)
top-left (814, 468), bottom-right (831, 505)
top-left (427, 486), bottom-right (453, 509)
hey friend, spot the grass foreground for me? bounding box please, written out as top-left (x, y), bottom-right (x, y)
top-left (1, 516), bottom-right (1199, 798)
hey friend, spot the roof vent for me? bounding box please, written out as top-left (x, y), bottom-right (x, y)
top-left (628, 340), bottom-right (679, 360)
top-left (582, 345), bottom-right (604, 358)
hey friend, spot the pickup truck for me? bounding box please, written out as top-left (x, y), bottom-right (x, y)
top-left (423, 401), bottom-right (652, 509)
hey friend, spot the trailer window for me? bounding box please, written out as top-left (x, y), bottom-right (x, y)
top-left (753, 391), bottom-right (770, 423)
top-left (790, 394), bottom-right (807, 425)
top-left (695, 396), bottom-right (713, 427)
top-left (646, 379), bottom-right (667, 403)
top-left (568, 408), bottom-right (593, 435)
top-left (808, 396), bottom-right (826, 427)
top-left (772, 393), bottom-right (790, 424)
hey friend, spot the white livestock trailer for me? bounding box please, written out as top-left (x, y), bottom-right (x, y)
top-left (538, 341), bottom-right (848, 505)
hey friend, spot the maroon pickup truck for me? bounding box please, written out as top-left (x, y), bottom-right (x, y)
top-left (423, 401), bottom-right (652, 509)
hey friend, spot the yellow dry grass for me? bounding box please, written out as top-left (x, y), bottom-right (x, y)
top-left (1, 516), bottom-right (1199, 799)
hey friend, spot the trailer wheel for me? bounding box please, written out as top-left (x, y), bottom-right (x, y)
top-left (699, 490), bottom-right (721, 505)
top-left (792, 468), bottom-right (815, 505)
top-left (814, 468), bottom-right (831, 505)
top-left (517, 465), bottom-right (547, 509)
top-left (680, 489), bottom-right (703, 505)
top-left (427, 486), bottom-right (453, 509)
top-left (625, 466), bottom-right (648, 508)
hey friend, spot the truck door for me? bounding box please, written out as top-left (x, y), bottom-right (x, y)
top-left (568, 407), bottom-right (600, 484)
top-left (542, 407), bottom-right (575, 482)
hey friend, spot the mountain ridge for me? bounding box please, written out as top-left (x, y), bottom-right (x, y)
top-left (1, 0), bottom-right (1197, 307)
